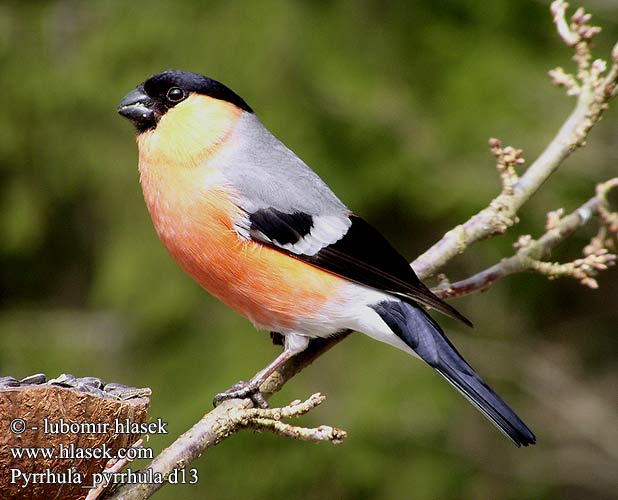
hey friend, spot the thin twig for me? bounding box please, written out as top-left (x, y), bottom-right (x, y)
top-left (105, 394), bottom-right (342, 499)
top-left (413, 1), bottom-right (618, 280)
top-left (433, 178), bottom-right (618, 299)
top-left (238, 394), bottom-right (347, 443)
top-left (242, 418), bottom-right (346, 443)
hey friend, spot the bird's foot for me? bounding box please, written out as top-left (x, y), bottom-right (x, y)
top-left (212, 380), bottom-right (268, 409)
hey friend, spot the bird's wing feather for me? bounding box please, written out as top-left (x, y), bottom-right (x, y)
top-left (221, 114), bottom-right (469, 325)
top-left (242, 208), bottom-right (471, 327)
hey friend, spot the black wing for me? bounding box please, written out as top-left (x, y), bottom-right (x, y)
top-left (248, 209), bottom-right (472, 327)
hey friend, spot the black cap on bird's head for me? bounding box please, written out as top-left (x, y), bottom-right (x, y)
top-left (117, 70), bottom-right (253, 133)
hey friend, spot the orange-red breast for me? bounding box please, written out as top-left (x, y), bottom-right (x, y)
top-left (118, 70), bottom-right (535, 446)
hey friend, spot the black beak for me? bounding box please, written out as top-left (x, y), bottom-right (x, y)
top-left (117, 86), bottom-right (156, 131)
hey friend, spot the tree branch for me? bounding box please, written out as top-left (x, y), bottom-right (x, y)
top-left (85, 439), bottom-right (145, 500)
top-left (434, 178), bottom-right (618, 299)
top-left (104, 3), bottom-right (618, 498)
top-left (413, 1), bottom-right (618, 279)
top-left (239, 393), bottom-right (346, 443)
top-left (105, 394), bottom-right (343, 499)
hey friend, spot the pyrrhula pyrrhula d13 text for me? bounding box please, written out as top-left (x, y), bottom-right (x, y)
top-left (118, 70), bottom-right (535, 447)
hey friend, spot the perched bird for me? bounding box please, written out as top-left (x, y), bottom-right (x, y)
top-left (118, 70), bottom-right (535, 447)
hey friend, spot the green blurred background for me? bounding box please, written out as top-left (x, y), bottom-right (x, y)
top-left (1, 0), bottom-right (617, 498)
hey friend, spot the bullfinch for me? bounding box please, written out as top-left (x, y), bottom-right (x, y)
top-left (118, 70), bottom-right (535, 446)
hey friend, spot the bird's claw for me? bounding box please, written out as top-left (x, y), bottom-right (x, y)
top-left (212, 380), bottom-right (269, 408)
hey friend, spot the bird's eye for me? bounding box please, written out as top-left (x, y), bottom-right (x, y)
top-left (166, 87), bottom-right (185, 103)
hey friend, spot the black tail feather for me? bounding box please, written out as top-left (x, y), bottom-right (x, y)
top-left (372, 301), bottom-right (536, 447)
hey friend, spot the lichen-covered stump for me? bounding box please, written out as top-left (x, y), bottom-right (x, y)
top-left (0, 374), bottom-right (150, 500)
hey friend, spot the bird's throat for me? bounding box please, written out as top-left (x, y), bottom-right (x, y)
top-left (136, 94), bottom-right (242, 171)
